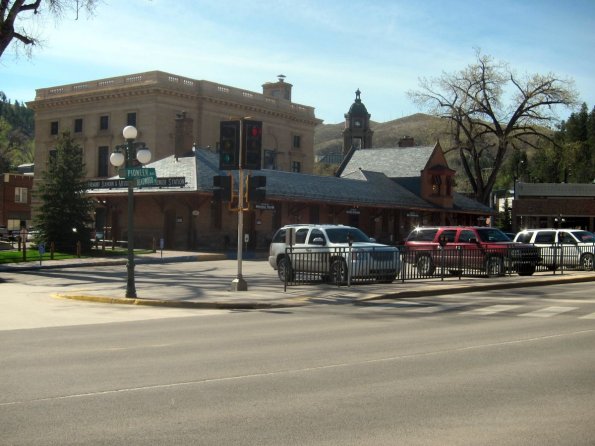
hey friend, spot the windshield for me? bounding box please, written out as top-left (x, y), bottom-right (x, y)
top-left (325, 227), bottom-right (371, 243)
top-left (476, 228), bottom-right (511, 243)
top-left (572, 231), bottom-right (595, 243)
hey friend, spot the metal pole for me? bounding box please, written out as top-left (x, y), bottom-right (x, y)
top-left (232, 119), bottom-right (248, 291)
top-left (125, 139), bottom-right (137, 298)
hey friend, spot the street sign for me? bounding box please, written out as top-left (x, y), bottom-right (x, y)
top-left (136, 176), bottom-right (157, 186)
top-left (119, 167), bottom-right (157, 179)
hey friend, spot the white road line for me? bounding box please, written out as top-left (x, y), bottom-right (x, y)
top-left (463, 304), bottom-right (520, 316)
top-left (520, 306), bottom-right (578, 318)
top-left (410, 304), bottom-right (469, 313)
top-left (579, 312), bottom-right (595, 320)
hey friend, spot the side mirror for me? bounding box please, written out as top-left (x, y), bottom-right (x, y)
top-left (469, 237), bottom-right (479, 244)
top-left (438, 235), bottom-right (448, 247)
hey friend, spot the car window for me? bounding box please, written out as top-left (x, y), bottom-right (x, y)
top-left (476, 228), bottom-right (510, 242)
top-left (440, 230), bottom-right (457, 243)
top-left (515, 232), bottom-right (533, 243)
top-left (272, 229), bottom-right (286, 243)
top-left (570, 231), bottom-right (595, 243)
top-left (559, 232), bottom-right (577, 244)
top-left (534, 231), bottom-right (555, 244)
top-left (325, 227), bottom-right (370, 243)
top-left (458, 230), bottom-right (476, 243)
top-left (407, 228), bottom-right (438, 242)
top-left (295, 228), bottom-right (308, 244)
top-left (308, 229), bottom-right (325, 244)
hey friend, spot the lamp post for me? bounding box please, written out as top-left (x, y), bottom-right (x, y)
top-left (109, 125), bottom-right (151, 298)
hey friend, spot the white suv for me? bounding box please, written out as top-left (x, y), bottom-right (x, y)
top-left (268, 224), bottom-right (401, 283)
top-left (513, 228), bottom-right (595, 270)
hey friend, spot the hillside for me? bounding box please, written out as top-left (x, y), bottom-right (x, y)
top-left (314, 113), bottom-right (454, 155)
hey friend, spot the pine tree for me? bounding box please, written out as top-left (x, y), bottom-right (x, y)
top-left (34, 132), bottom-right (94, 253)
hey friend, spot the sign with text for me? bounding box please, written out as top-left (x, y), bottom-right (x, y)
top-left (87, 177), bottom-right (187, 190)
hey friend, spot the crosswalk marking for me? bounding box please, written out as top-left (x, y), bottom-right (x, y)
top-left (520, 306), bottom-right (578, 318)
top-left (578, 312), bottom-right (595, 320)
top-left (463, 305), bottom-right (519, 316)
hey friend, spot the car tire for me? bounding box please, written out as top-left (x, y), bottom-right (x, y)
top-left (580, 253), bottom-right (594, 271)
top-left (517, 264), bottom-right (536, 276)
top-left (329, 258), bottom-right (348, 284)
top-left (376, 275), bottom-right (396, 284)
top-left (485, 256), bottom-right (505, 277)
top-left (277, 257), bottom-right (294, 282)
top-left (416, 254), bottom-right (435, 276)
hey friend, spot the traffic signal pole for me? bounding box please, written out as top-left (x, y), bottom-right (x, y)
top-left (231, 118), bottom-right (248, 292)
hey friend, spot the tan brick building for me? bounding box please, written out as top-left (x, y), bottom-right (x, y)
top-left (27, 71), bottom-right (322, 185)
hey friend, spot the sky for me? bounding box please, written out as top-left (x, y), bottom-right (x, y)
top-left (1, 0), bottom-right (594, 124)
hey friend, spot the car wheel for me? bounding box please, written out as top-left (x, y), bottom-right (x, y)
top-left (376, 275), bottom-right (396, 284)
top-left (416, 254), bottom-right (435, 276)
top-left (485, 256), bottom-right (505, 277)
top-left (517, 264), bottom-right (536, 276)
top-left (277, 257), bottom-right (294, 282)
top-left (580, 253), bottom-right (594, 271)
top-left (329, 258), bottom-right (348, 284)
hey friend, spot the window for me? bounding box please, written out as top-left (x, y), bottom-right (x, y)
top-left (99, 115), bottom-right (109, 130)
top-left (535, 231), bottom-right (556, 244)
top-left (432, 175), bottom-right (442, 194)
top-left (293, 135), bottom-right (301, 149)
top-left (291, 161), bottom-right (301, 173)
top-left (50, 121), bottom-right (59, 135)
top-left (440, 230), bottom-right (456, 243)
top-left (308, 229), bottom-right (325, 244)
top-left (459, 230), bottom-right (476, 243)
top-left (127, 112), bottom-right (137, 127)
top-left (294, 228), bottom-right (308, 244)
top-left (74, 118), bottom-right (83, 133)
top-left (15, 187), bottom-right (28, 204)
top-left (49, 149), bottom-right (57, 164)
top-left (263, 150), bottom-right (277, 170)
top-left (98, 146), bottom-right (109, 177)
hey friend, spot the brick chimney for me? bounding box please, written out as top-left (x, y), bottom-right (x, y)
top-left (174, 112), bottom-right (194, 159)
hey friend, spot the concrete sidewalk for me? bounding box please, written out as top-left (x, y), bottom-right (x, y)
top-left (2, 250), bottom-right (595, 309)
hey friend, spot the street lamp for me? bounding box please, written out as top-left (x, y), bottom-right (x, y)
top-left (110, 125), bottom-right (151, 298)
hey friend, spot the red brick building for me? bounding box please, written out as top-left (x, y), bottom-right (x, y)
top-left (0, 173), bottom-right (34, 231)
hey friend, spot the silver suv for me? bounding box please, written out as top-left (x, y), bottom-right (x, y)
top-left (268, 224), bottom-right (401, 283)
top-left (513, 228), bottom-right (595, 270)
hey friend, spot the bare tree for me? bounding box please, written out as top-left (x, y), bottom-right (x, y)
top-left (408, 50), bottom-right (579, 205)
top-left (0, 0), bottom-right (97, 59)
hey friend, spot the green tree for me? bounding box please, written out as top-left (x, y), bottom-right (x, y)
top-left (34, 131), bottom-right (93, 252)
top-left (0, 0), bottom-right (98, 59)
top-left (408, 50), bottom-right (579, 204)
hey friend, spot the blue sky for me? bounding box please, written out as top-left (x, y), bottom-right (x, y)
top-left (1, 0), bottom-right (594, 124)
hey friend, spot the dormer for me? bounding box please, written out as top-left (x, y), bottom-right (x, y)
top-left (420, 141), bottom-right (455, 208)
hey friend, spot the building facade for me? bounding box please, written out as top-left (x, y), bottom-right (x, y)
top-left (0, 173), bottom-right (33, 231)
top-left (27, 71), bottom-right (322, 184)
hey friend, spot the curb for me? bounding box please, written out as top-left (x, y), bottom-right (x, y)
top-left (52, 293), bottom-right (302, 310)
top-left (358, 273), bottom-right (595, 302)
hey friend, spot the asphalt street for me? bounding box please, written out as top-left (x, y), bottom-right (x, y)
top-left (1, 265), bottom-right (595, 445)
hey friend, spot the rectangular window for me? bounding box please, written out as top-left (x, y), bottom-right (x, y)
top-left (293, 135), bottom-right (301, 149)
top-left (15, 187), bottom-right (28, 204)
top-left (291, 161), bottom-right (301, 173)
top-left (50, 121), bottom-right (59, 135)
top-left (127, 112), bottom-right (137, 127)
top-left (74, 118), bottom-right (83, 133)
top-left (49, 149), bottom-right (57, 164)
top-left (263, 149), bottom-right (277, 170)
top-left (99, 115), bottom-right (109, 130)
top-left (98, 146), bottom-right (109, 177)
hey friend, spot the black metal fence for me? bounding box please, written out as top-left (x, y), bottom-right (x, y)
top-left (280, 242), bottom-right (595, 289)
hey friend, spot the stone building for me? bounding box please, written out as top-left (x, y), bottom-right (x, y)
top-left (27, 71), bottom-right (321, 184)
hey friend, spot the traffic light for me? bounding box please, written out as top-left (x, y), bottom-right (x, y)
top-left (246, 175), bottom-right (266, 203)
top-left (242, 120), bottom-right (262, 170)
top-left (213, 175), bottom-right (233, 202)
top-left (219, 121), bottom-right (240, 170)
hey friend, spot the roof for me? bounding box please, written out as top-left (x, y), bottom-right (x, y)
top-left (337, 146), bottom-right (435, 179)
top-left (516, 182), bottom-right (595, 198)
top-left (87, 147), bottom-right (491, 213)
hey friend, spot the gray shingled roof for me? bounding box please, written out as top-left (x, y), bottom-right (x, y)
top-left (516, 182), bottom-right (595, 198)
top-left (88, 147), bottom-right (492, 214)
top-left (339, 146), bottom-right (435, 179)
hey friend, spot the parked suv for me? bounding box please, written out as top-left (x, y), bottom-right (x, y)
top-left (513, 228), bottom-right (595, 270)
top-left (268, 224), bottom-right (401, 283)
top-left (404, 226), bottom-right (540, 276)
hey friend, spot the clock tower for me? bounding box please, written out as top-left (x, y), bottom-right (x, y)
top-left (342, 89), bottom-right (373, 154)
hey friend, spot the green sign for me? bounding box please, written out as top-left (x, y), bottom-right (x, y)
top-left (136, 176), bottom-right (157, 187)
top-left (119, 167), bottom-right (157, 179)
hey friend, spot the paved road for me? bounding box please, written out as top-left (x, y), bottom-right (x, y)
top-left (2, 279), bottom-right (594, 445)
